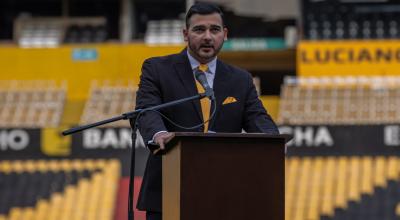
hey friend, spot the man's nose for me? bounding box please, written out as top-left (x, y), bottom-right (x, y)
top-left (203, 30), bottom-right (212, 40)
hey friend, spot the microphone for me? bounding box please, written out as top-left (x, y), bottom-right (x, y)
top-left (195, 70), bottom-right (215, 100)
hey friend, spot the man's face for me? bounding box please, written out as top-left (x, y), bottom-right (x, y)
top-left (183, 13), bottom-right (228, 64)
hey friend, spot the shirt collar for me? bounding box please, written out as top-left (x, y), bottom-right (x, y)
top-left (186, 50), bottom-right (217, 75)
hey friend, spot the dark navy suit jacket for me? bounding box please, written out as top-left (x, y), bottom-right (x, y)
top-left (135, 49), bottom-right (279, 211)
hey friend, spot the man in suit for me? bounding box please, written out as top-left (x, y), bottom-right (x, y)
top-left (135, 2), bottom-right (279, 220)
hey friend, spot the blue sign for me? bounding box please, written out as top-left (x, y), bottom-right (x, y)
top-left (72, 48), bottom-right (98, 61)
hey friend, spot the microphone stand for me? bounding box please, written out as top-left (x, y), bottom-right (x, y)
top-left (62, 92), bottom-right (209, 220)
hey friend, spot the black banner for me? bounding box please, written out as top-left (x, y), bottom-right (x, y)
top-left (0, 128), bottom-right (148, 176)
top-left (279, 125), bottom-right (400, 156)
top-left (2, 126), bottom-right (399, 175)
top-left (0, 129), bottom-right (43, 159)
top-left (70, 127), bottom-right (149, 176)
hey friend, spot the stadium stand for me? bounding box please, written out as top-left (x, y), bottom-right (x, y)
top-left (14, 16), bottom-right (108, 48)
top-left (301, 0), bottom-right (400, 40)
top-left (281, 75), bottom-right (400, 220)
top-left (144, 20), bottom-right (184, 45)
top-left (15, 18), bottom-right (64, 48)
top-left (80, 80), bottom-right (137, 127)
top-left (0, 159), bottom-right (120, 220)
top-left (278, 76), bottom-right (400, 125)
top-left (79, 78), bottom-right (261, 126)
top-left (285, 156), bottom-right (400, 220)
top-left (0, 80), bottom-right (66, 128)
top-left (64, 24), bottom-right (108, 44)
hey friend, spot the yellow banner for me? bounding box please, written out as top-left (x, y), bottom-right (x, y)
top-left (0, 43), bottom-right (184, 100)
top-left (298, 40), bottom-right (400, 76)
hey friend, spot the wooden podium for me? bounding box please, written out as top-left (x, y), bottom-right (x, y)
top-left (162, 132), bottom-right (288, 220)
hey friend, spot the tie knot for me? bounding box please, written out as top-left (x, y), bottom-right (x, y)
top-left (198, 64), bottom-right (208, 73)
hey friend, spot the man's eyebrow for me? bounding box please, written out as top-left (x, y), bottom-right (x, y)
top-left (210, 25), bottom-right (222, 29)
top-left (192, 25), bottom-right (205, 29)
top-left (192, 24), bottom-right (222, 29)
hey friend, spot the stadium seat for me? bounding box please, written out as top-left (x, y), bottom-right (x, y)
top-left (144, 19), bottom-right (184, 45)
top-left (306, 157), bottom-right (324, 219)
top-left (279, 76), bottom-right (400, 125)
top-left (0, 159), bottom-right (120, 220)
top-left (348, 157), bottom-right (361, 202)
top-left (292, 158), bottom-right (311, 220)
top-left (285, 156), bottom-right (400, 220)
top-left (320, 157), bottom-right (335, 218)
top-left (0, 80), bottom-right (66, 128)
top-left (285, 157), bottom-right (299, 220)
top-left (80, 80), bottom-right (137, 127)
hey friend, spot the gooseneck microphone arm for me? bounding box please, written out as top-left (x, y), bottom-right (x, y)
top-left (62, 92), bottom-right (208, 136)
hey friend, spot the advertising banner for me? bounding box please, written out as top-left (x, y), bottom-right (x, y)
top-left (280, 125), bottom-right (400, 156)
top-left (0, 128), bottom-right (148, 176)
top-left (2, 126), bottom-right (399, 174)
top-left (298, 40), bottom-right (400, 76)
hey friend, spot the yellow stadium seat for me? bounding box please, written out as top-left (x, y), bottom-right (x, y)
top-left (70, 180), bottom-right (90, 220)
top-left (321, 157), bottom-right (336, 217)
top-left (348, 157), bottom-right (361, 202)
top-left (387, 156), bottom-right (398, 180)
top-left (0, 160), bottom-right (12, 173)
top-left (396, 203), bottom-right (400, 217)
top-left (24, 160), bottom-right (36, 173)
top-left (95, 159), bottom-right (107, 170)
top-left (37, 160), bottom-right (49, 172)
top-left (83, 159), bottom-right (96, 170)
top-left (285, 157), bottom-right (300, 220)
top-left (374, 156), bottom-right (387, 188)
top-left (11, 160), bottom-right (24, 173)
top-left (48, 160), bottom-right (61, 172)
top-left (71, 160), bottom-right (84, 171)
top-left (34, 200), bottom-right (49, 220)
top-left (334, 157), bottom-right (348, 209)
top-left (8, 207), bottom-right (22, 220)
top-left (47, 193), bottom-right (63, 220)
top-left (60, 159), bottom-right (73, 172)
top-left (361, 157), bottom-right (374, 195)
top-left (306, 157), bottom-right (324, 220)
top-left (87, 177), bottom-right (102, 213)
top-left (60, 186), bottom-right (76, 220)
top-left (293, 158), bottom-right (312, 220)
top-left (86, 213), bottom-right (98, 220)
top-left (21, 208), bottom-right (34, 220)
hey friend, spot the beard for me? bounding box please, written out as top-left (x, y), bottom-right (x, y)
top-left (187, 40), bottom-right (224, 62)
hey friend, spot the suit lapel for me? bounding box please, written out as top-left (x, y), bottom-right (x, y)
top-left (210, 60), bottom-right (232, 130)
top-left (173, 50), bottom-right (203, 122)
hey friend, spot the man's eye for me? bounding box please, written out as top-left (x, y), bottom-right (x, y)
top-left (211, 28), bottom-right (221, 33)
top-left (193, 28), bottom-right (205, 32)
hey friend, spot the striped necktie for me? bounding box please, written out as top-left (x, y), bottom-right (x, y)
top-left (195, 64), bottom-right (211, 132)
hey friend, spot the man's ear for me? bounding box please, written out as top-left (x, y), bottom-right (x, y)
top-left (183, 29), bottom-right (188, 42)
top-left (224, 27), bottom-right (228, 41)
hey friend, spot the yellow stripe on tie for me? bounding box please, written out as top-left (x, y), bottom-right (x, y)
top-left (196, 64), bottom-right (210, 132)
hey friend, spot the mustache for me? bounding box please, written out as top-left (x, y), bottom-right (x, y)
top-left (200, 44), bottom-right (214, 48)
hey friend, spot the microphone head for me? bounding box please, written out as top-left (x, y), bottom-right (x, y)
top-left (194, 70), bottom-right (215, 100)
top-left (194, 69), bottom-right (205, 79)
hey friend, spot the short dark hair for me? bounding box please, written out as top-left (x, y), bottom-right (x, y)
top-left (185, 2), bottom-right (225, 28)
